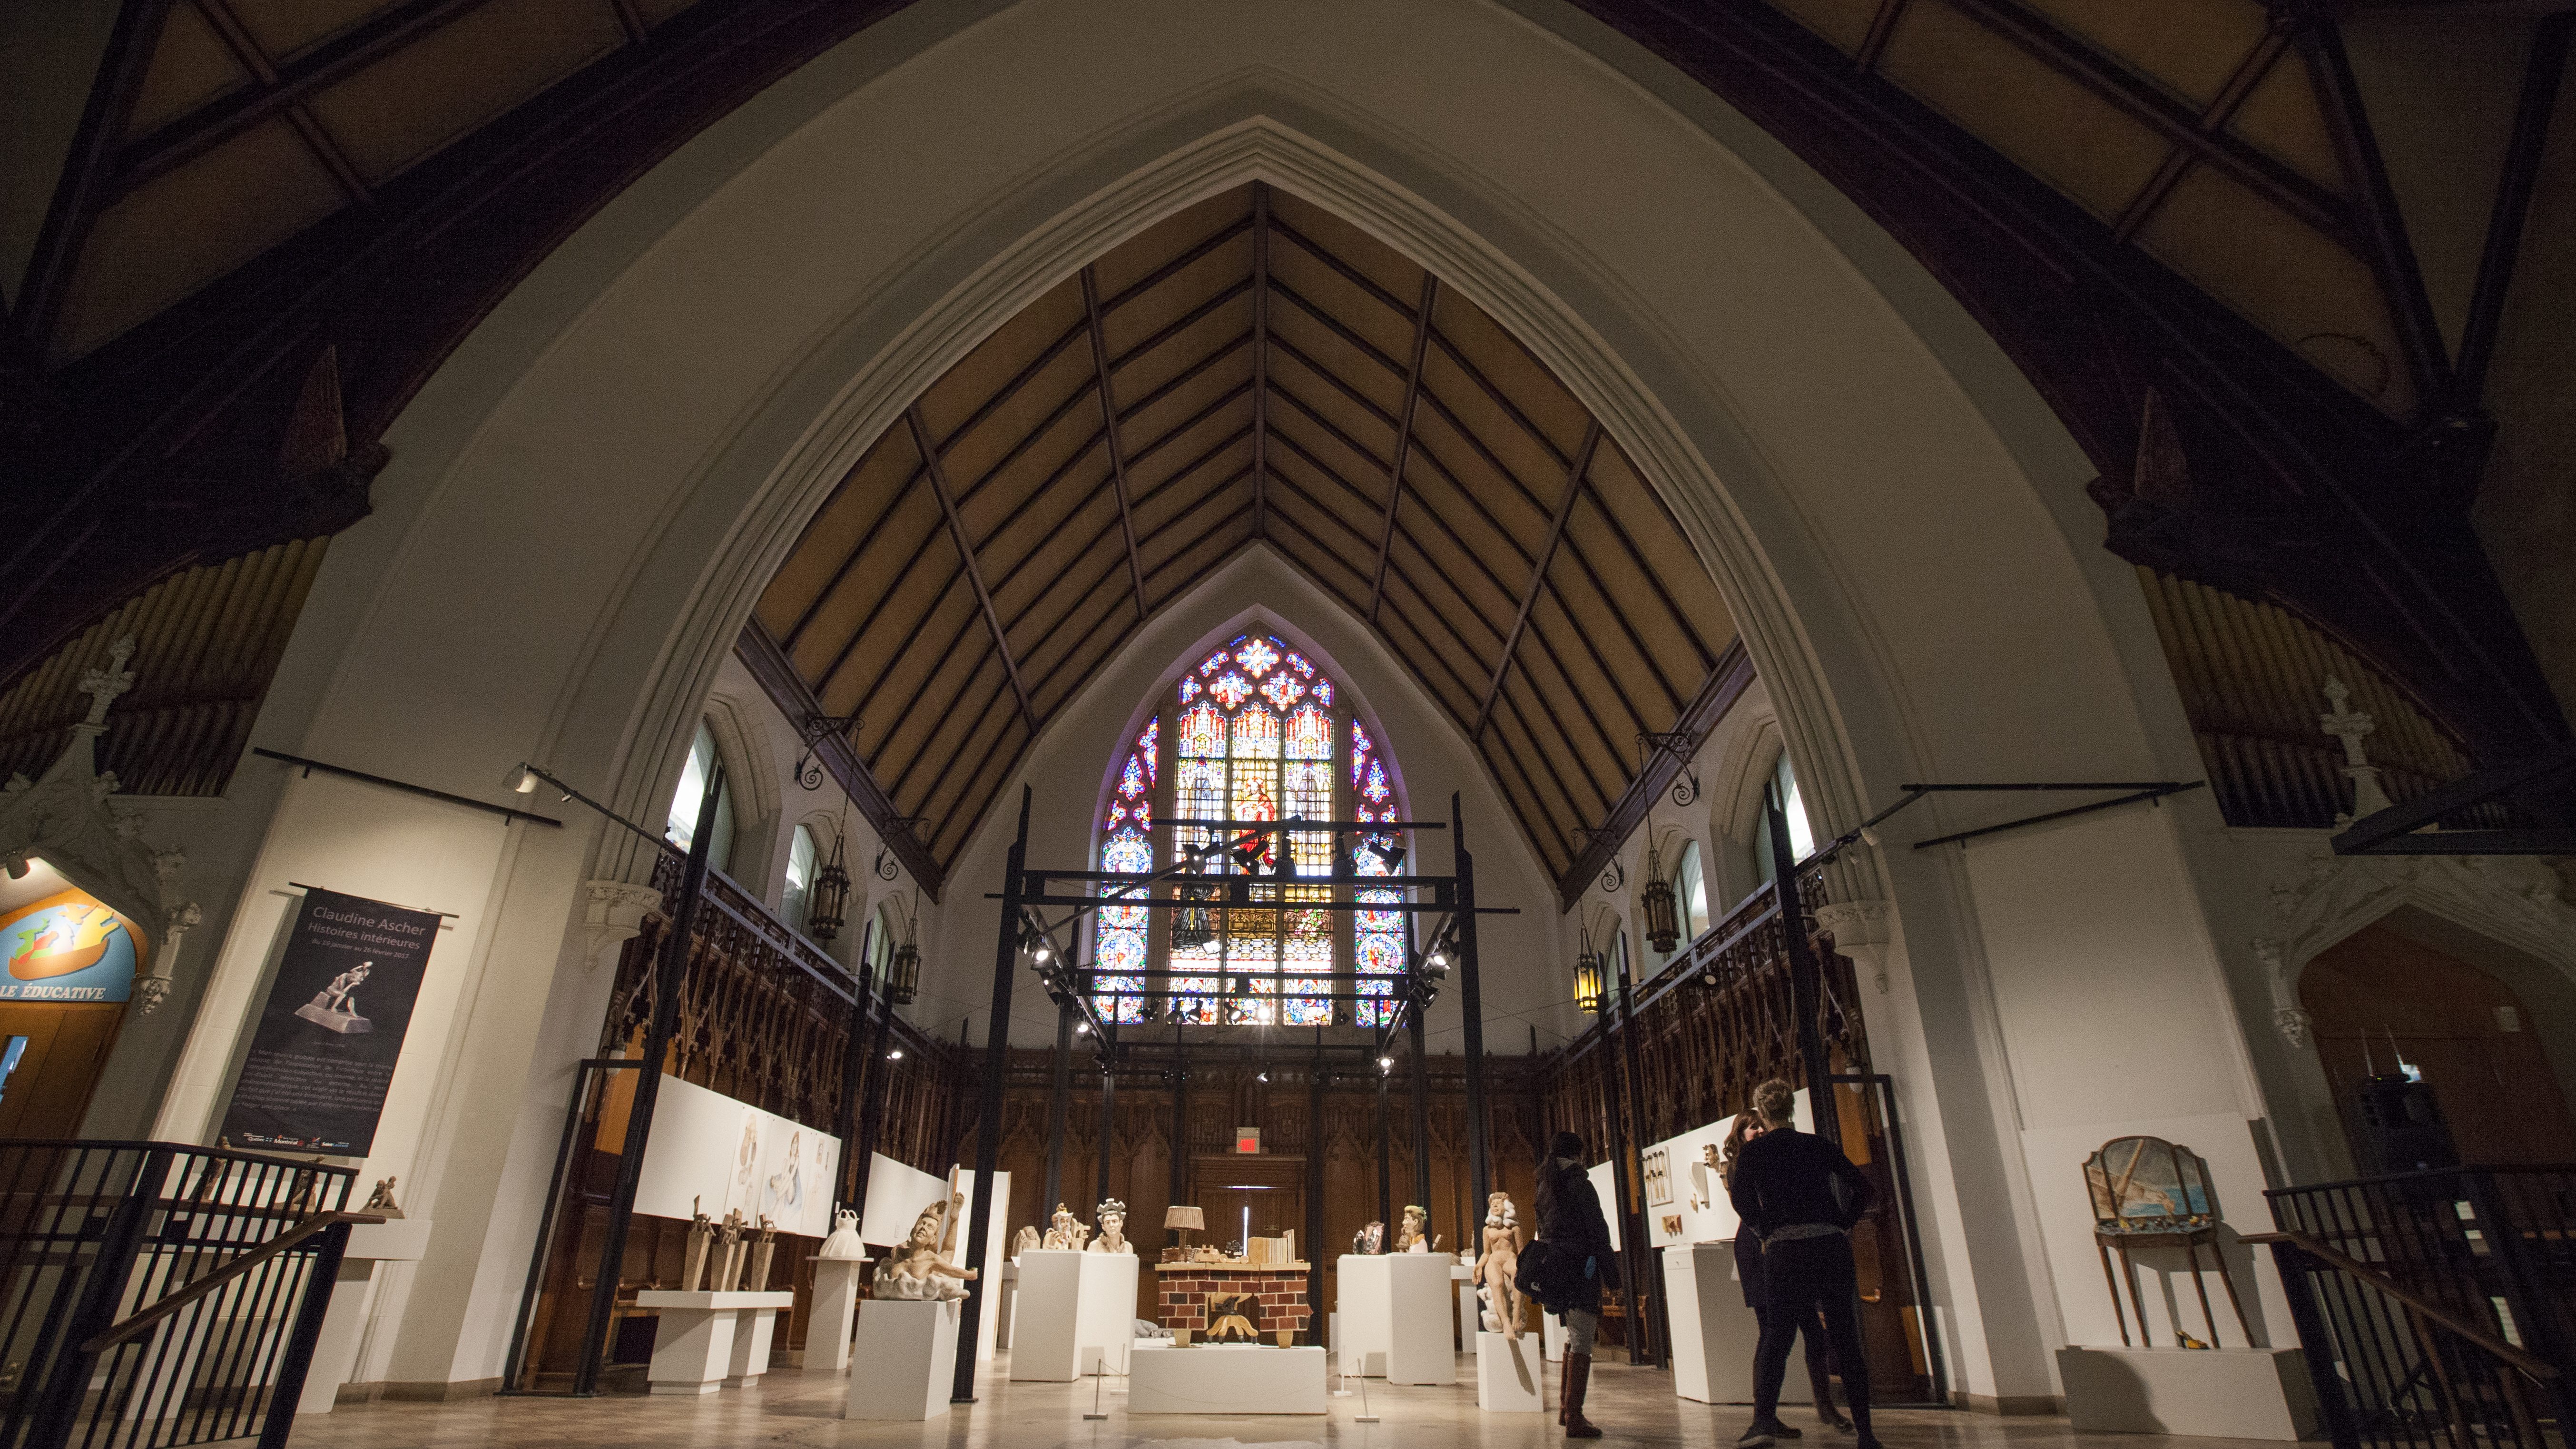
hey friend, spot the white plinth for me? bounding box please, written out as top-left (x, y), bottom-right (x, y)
top-left (296, 1218), bottom-right (434, 1415)
top-left (1542, 1311), bottom-right (1564, 1362)
top-left (802, 1258), bottom-right (867, 1375)
top-left (1336, 1254), bottom-right (1454, 1384)
top-left (997, 1261), bottom-right (1016, 1350)
top-left (1130, 1344), bottom-right (1327, 1413)
top-left (1667, 1242), bottom-right (1805, 1405)
top-left (2058, 1346), bottom-right (2318, 1441)
top-left (846, 1298), bottom-right (959, 1421)
top-left (1476, 1332), bottom-right (1545, 1411)
top-left (634, 1291), bottom-right (793, 1395)
top-left (1011, 1250), bottom-right (1141, 1380)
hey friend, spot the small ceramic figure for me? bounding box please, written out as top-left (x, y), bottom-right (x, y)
top-left (1012, 1224), bottom-right (1041, 1257)
top-left (745, 1215), bottom-right (778, 1292)
top-left (363, 1175), bottom-right (404, 1219)
top-left (1088, 1199), bottom-right (1130, 1253)
top-left (1473, 1192), bottom-right (1524, 1338)
top-left (714, 1209), bottom-right (747, 1291)
top-left (682, 1197), bottom-right (714, 1291)
top-left (872, 1202), bottom-right (978, 1301)
top-left (819, 1206), bottom-right (865, 1261)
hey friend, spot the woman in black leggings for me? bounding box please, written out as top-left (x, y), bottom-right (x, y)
top-left (1722, 1110), bottom-right (1852, 1434)
top-left (1726, 1080), bottom-right (1881, 1449)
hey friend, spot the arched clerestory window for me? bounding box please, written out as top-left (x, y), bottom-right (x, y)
top-left (1092, 631), bottom-right (1407, 1027)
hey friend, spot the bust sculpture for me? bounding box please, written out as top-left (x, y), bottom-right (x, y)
top-left (1395, 1203), bottom-right (1429, 1253)
top-left (872, 1202), bottom-right (977, 1301)
top-left (1041, 1201), bottom-right (1091, 1251)
top-left (1088, 1198), bottom-right (1131, 1253)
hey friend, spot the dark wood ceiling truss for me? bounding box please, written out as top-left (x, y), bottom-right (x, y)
top-left (1368, 273), bottom-right (1440, 620)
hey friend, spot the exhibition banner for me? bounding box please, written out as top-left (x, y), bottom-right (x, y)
top-left (219, 887), bottom-right (440, 1155)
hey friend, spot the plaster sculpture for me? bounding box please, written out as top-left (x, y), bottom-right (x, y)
top-left (363, 1175), bottom-right (404, 1218)
top-left (820, 1206), bottom-right (865, 1260)
top-left (1012, 1224), bottom-right (1040, 1257)
top-left (1088, 1198), bottom-right (1131, 1253)
top-left (1041, 1201), bottom-right (1091, 1251)
top-left (873, 1202), bottom-right (977, 1301)
top-left (1473, 1192), bottom-right (1524, 1338)
top-left (682, 1198), bottom-right (713, 1291)
top-left (745, 1216), bottom-right (778, 1292)
top-left (1395, 1204), bottom-right (1429, 1253)
top-left (713, 1210), bottom-right (747, 1291)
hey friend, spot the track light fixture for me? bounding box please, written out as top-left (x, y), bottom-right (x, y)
top-left (506, 764), bottom-right (540, 795)
top-left (1377, 1055), bottom-right (1393, 1071)
top-left (887, 1048), bottom-right (905, 1061)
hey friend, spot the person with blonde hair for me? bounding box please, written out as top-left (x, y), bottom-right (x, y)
top-left (1727, 1078), bottom-right (1879, 1449)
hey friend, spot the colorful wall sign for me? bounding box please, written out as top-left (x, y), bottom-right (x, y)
top-left (0, 888), bottom-right (143, 1003)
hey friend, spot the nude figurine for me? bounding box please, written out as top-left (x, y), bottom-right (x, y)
top-left (1473, 1191), bottom-right (1524, 1338)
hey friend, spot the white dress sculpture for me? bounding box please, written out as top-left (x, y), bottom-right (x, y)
top-left (819, 1206), bottom-right (865, 1261)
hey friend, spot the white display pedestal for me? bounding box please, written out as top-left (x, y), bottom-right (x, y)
top-left (996, 1261), bottom-right (1016, 1350)
top-left (1337, 1254), bottom-right (1455, 1384)
top-left (1476, 1331), bottom-right (1545, 1411)
top-left (2058, 1346), bottom-right (2318, 1440)
top-left (1011, 1250), bottom-right (1141, 1380)
top-left (296, 1219), bottom-right (433, 1414)
top-left (1542, 1310), bottom-right (1564, 1362)
top-left (802, 1257), bottom-right (867, 1376)
top-left (1667, 1241), bottom-right (1804, 1405)
top-left (1130, 1343), bottom-right (1326, 1413)
top-left (846, 1298), bottom-right (960, 1421)
top-left (634, 1290), bottom-right (794, 1395)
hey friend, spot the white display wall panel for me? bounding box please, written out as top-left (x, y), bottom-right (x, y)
top-left (1010, 1250), bottom-right (1140, 1380)
top-left (1663, 1243), bottom-right (1805, 1405)
top-left (2058, 1346), bottom-right (2317, 1440)
top-left (1475, 1331), bottom-right (1545, 1411)
top-left (1129, 1343), bottom-right (1326, 1413)
top-left (632, 1077), bottom-right (838, 1237)
top-left (846, 1298), bottom-right (959, 1421)
top-left (1335, 1253), bottom-right (1454, 1384)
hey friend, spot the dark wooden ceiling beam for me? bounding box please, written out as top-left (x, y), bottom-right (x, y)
top-left (935, 316), bottom-right (1089, 457)
top-left (1079, 266), bottom-right (1150, 617)
top-left (2453, 11), bottom-right (2572, 407)
top-left (1425, 328), bottom-right (1574, 475)
top-left (866, 590), bottom-right (994, 785)
top-left (1940, 0), bottom-right (2356, 244)
top-left (192, 0), bottom-right (373, 205)
top-left (1124, 382), bottom-right (1255, 472)
top-left (1118, 328), bottom-right (1253, 427)
top-left (16, 0), bottom-right (173, 351)
top-left (1110, 277), bottom-right (1254, 372)
top-left (1368, 273), bottom-right (1440, 621)
top-left (1268, 334), bottom-right (1401, 430)
top-left (2291, 9), bottom-right (2452, 405)
top-left (781, 456), bottom-right (927, 648)
top-left (1474, 421), bottom-right (1602, 737)
top-left (815, 548), bottom-right (963, 716)
top-left (1268, 218), bottom-right (1423, 322)
top-left (2112, 13), bottom-right (2299, 243)
top-left (906, 405), bottom-right (1036, 731)
top-left (1268, 381), bottom-right (1392, 477)
top-left (1555, 640), bottom-right (1754, 911)
top-left (1252, 184), bottom-right (1272, 539)
top-left (737, 621), bottom-right (943, 899)
top-left (1101, 212), bottom-right (1255, 314)
top-left (1269, 281), bottom-right (1409, 377)
top-left (1855, 0), bottom-right (1911, 70)
top-left (114, 0), bottom-right (500, 195)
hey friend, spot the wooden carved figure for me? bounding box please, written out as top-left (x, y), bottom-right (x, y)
top-left (1473, 1191), bottom-right (1524, 1338)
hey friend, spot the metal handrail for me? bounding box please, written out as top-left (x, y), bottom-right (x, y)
top-left (2242, 1229), bottom-right (2558, 1381)
top-left (82, 1210), bottom-right (384, 1354)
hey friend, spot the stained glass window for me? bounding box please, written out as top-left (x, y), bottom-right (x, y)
top-left (1092, 632), bottom-right (1407, 1028)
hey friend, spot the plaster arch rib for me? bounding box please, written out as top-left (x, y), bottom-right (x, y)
top-left (210, 0), bottom-right (2277, 1403)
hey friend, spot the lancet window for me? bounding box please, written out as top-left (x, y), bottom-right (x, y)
top-left (1091, 632), bottom-right (1407, 1027)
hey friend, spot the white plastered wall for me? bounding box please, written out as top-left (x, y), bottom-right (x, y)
top-left (128, 0), bottom-right (2328, 1404)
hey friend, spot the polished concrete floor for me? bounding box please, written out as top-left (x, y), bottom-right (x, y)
top-left (290, 1351), bottom-right (2287, 1449)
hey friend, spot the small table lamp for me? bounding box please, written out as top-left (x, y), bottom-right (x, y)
top-left (1165, 1205), bottom-right (1205, 1252)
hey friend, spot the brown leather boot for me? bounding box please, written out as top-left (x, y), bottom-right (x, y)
top-left (1563, 1351), bottom-right (1603, 1438)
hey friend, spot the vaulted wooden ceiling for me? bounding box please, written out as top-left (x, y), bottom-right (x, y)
top-left (749, 185), bottom-right (1739, 893)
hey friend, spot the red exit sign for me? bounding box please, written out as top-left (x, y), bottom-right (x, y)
top-left (1236, 1127), bottom-right (1260, 1153)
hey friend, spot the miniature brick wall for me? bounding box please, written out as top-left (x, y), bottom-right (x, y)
top-left (1155, 1268), bottom-right (1313, 1337)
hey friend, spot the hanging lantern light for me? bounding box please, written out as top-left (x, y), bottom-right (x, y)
top-left (1572, 926), bottom-right (1606, 1015)
top-left (807, 829), bottom-right (852, 944)
top-left (1641, 832), bottom-right (1678, 954)
top-left (887, 894), bottom-right (922, 1005)
top-left (1172, 880), bottom-right (1217, 951)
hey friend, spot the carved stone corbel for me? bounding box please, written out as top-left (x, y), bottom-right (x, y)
top-left (1814, 898), bottom-right (1894, 993)
top-left (584, 880), bottom-right (666, 969)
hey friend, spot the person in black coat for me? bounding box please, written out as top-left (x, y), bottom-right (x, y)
top-left (1531, 1130), bottom-right (1614, 1439)
top-left (1722, 1111), bottom-right (1852, 1433)
top-left (1727, 1080), bottom-right (1881, 1449)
